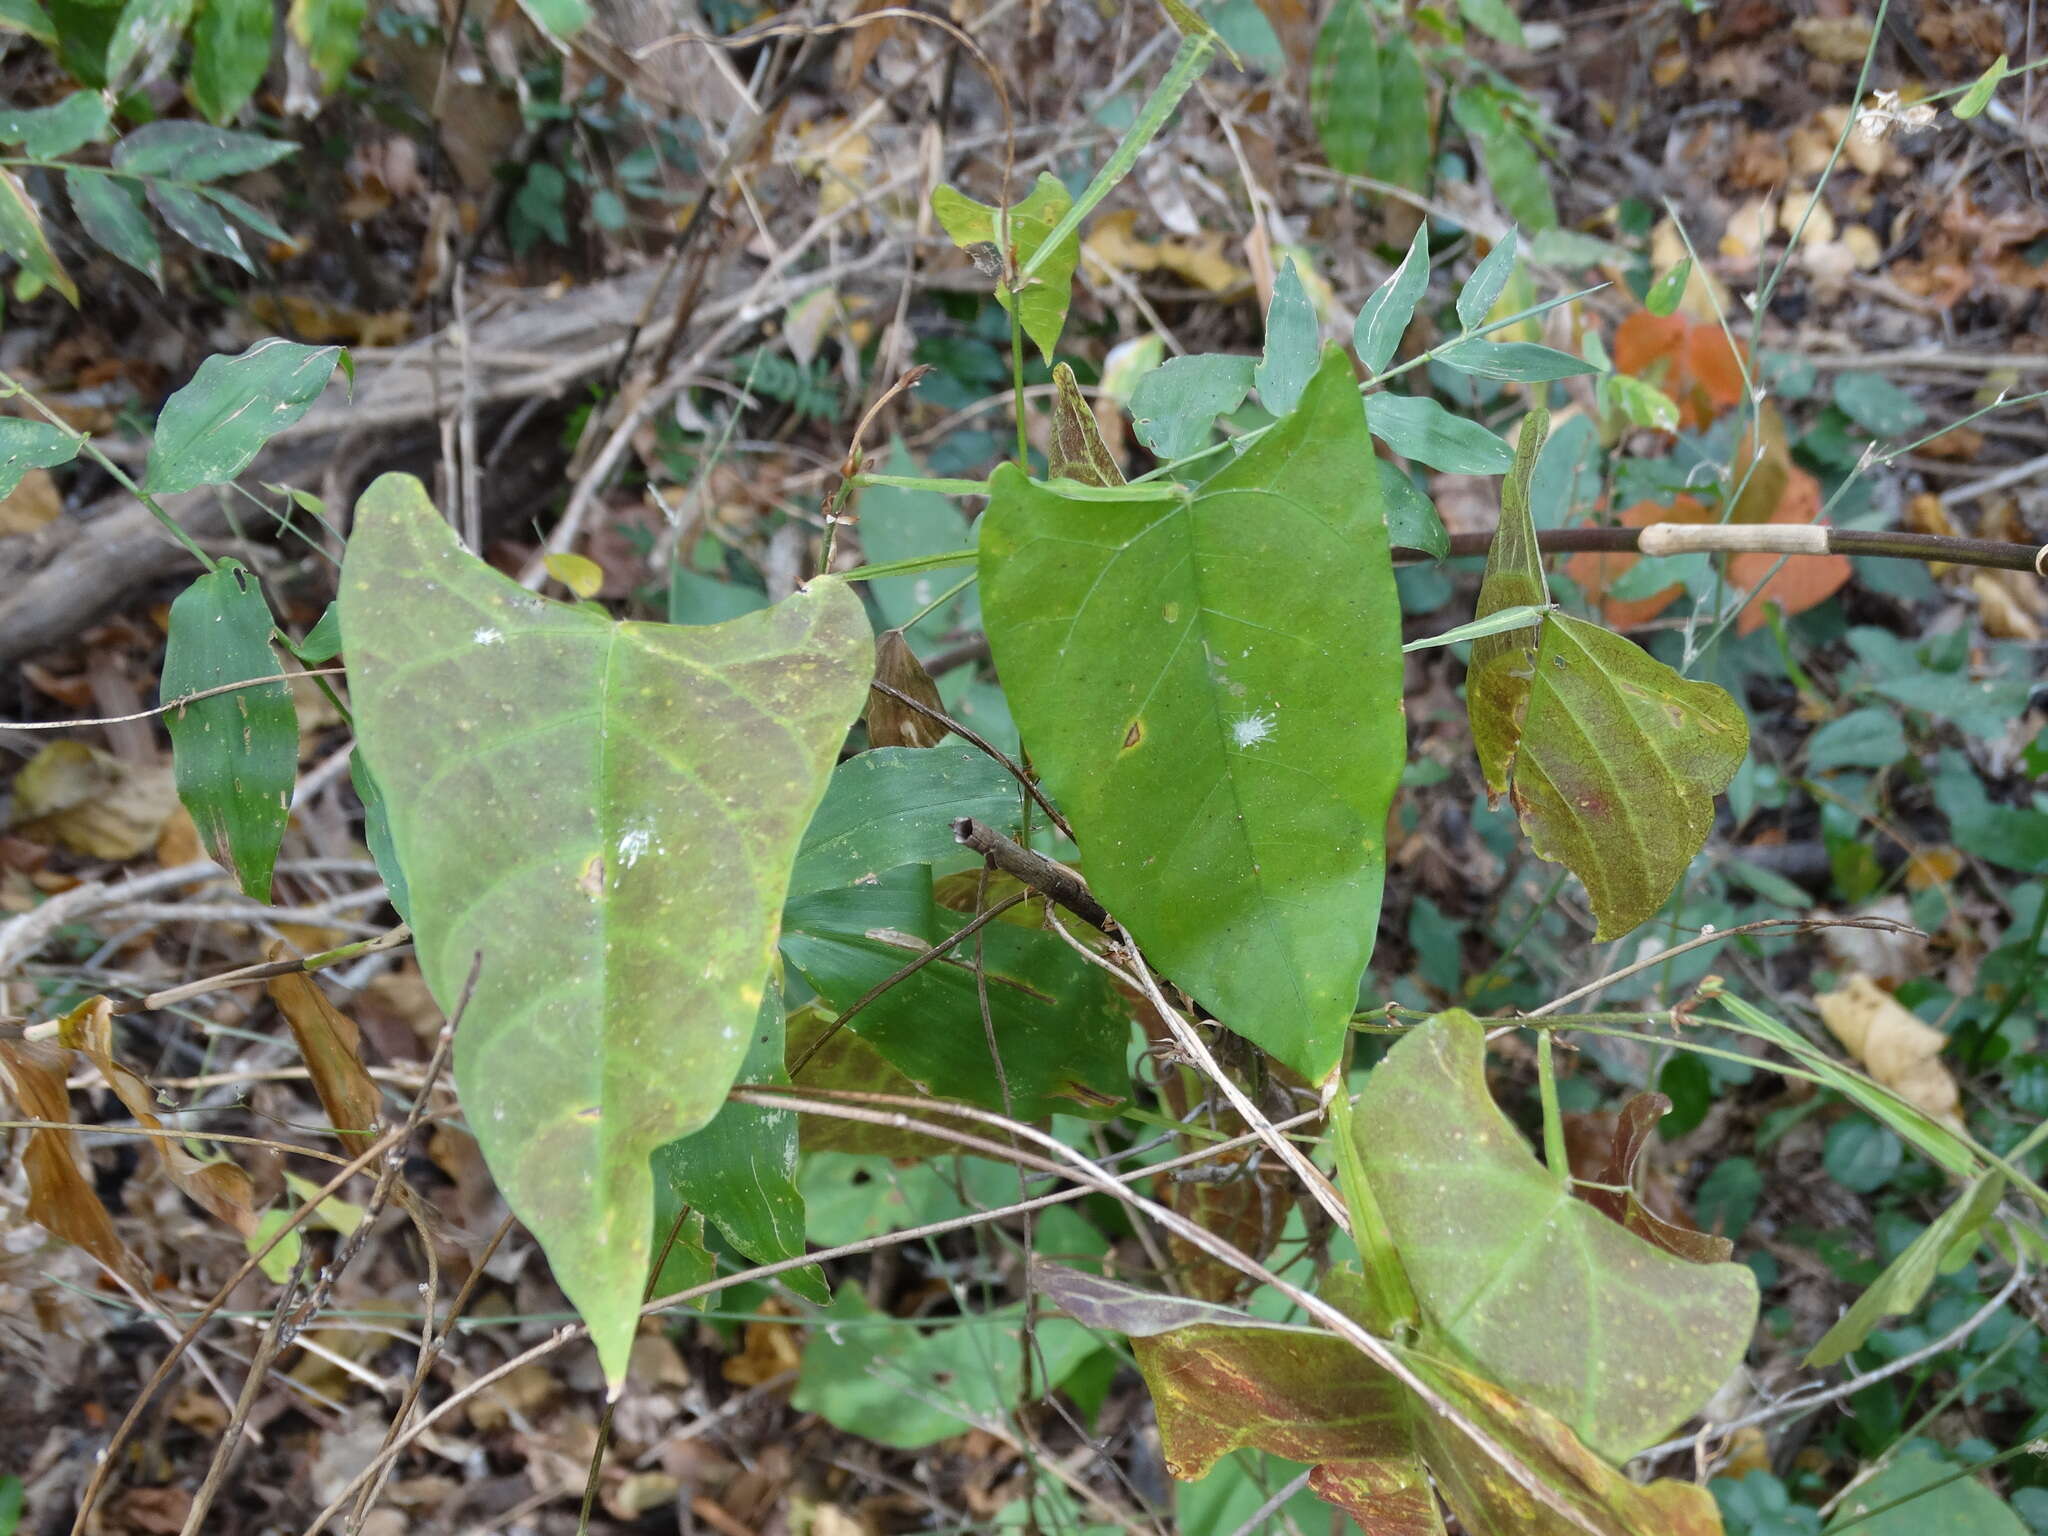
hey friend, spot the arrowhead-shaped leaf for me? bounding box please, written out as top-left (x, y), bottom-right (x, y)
top-left (1038, 1263), bottom-right (1725, 1536)
top-left (1469, 412), bottom-right (1748, 937)
top-left (1357, 1013), bottom-right (1757, 1462)
top-left (930, 172), bottom-right (1079, 363)
top-left (161, 561), bottom-right (297, 901)
top-left (339, 473), bottom-right (871, 1387)
top-left (979, 348), bottom-right (1406, 1080)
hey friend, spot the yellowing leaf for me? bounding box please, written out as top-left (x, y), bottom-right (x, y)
top-left (931, 173), bottom-right (1080, 362)
top-left (1049, 361), bottom-right (1123, 487)
top-left (544, 551), bottom-right (605, 599)
top-left (1816, 974), bottom-right (1963, 1128)
top-left (1359, 1013), bottom-right (1758, 1462)
top-left (1081, 207), bottom-right (1250, 294)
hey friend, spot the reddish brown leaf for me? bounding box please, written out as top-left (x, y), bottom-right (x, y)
top-left (267, 950), bottom-right (384, 1159)
top-left (1571, 1092), bottom-right (1732, 1265)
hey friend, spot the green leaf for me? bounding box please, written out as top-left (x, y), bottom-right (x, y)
top-left (1255, 256), bottom-right (1318, 417)
top-left (292, 601), bottom-right (343, 663)
top-left (161, 561), bottom-right (297, 901)
top-left (1449, 86), bottom-right (1557, 232)
top-left (349, 753), bottom-right (410, 926)
top-left (1437, 339), bottom-right (1597, 382)
top-left (795, 1286), bottom-right (1102, 1450)
top-left (789, 745), bottom-right (1021, 898)
top-left (1379, 460), bottom-right (1449, 560)
top-left (1372, 32), bottom-right (1433, 193)
top-left (191, 0), bottom-right (273, 121)
top-left (286, 0), bottom-right (364, 92)
top-left (0, 0), bottom-right (57, 42)
top-left (1832, 371), bottom-right (1928, 437)
top-left (1128, 352), bottom-right (1255, 460)
top-left (1824, 1119), bottom-right (1902, 1193)
top-left (979, 349), bottom-right (1404, 1080)
top-left (651, 989), bottom-right (825, 1303)
top-left (0, 417), bottom-right (82, 497)
top-left (1805, 1172), bottom-right (2004, 1367)
top-left (1359, 1013), bottom-right (1758, 1461)
top-left (1354, 223), bottom-right (1429, 376)
top-left (145, 181), bottom-right (257, 269)
top-left (1603, 373), bottom-right (1680, 432)
top-left (0, 92), bottom-right (111, 157)
top-left (1954, 54), bottom-right (2008, 120)
top-left (1645, 257), bottom-right (1691, 317)
top-left (516, 0), bottom-right (587, 37)
top-left (338, 472), bottom-right (872, 1388)
top-left (67, 170), bottom-right (162, 286)
top-left (1366, 393), bottom-right (1513, 475)
top-left (200, 182), bottom-right (289, 243)
top-left (105, 0), bottom-right (194, 93)
top-left (0, 169), bottom-right (77, 306)
top-left (1825, 1448), bottom-right (2028, 1535)
top-left (780, 866), bottom-right (1130, 1116)
top-left (1808, 707), bottom-right (1908, 771)
top-left (112, 118), bottom-right (296, 179)
top-left (1457, 0), bottom-right (1523, 46)
top-left (1468, 410), bottom-right (1749, 937)
top-left (1049, 362), bottom-right (1123, 487)
top-left (859, 440), bottom-right (970, 638)
top-left (1457, 227), bottom-right (1519, 333)
top-left (930, 173), bottom-right (1079, 363)
top-left (1309, 0), bottom-right (1379, 176)
top-left (146, 339), bottom-right (346, 495)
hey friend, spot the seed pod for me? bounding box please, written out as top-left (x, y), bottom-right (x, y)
top-left (867, 629), bottom-right (949, 748)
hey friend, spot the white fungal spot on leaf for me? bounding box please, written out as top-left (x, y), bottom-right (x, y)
top-left (474, 626), bottom-right (503, 645)
top-left (1230, 711), bottom-right (1276, 750)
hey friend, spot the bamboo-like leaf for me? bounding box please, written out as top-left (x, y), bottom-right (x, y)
top-left (0, 417), bottom-right (82, 497)
top-left (1358, 1013), bottom-right (1758, 1462)
top-left (980, 349), bottom-right (1404, 1080)
top-left (1457, 228), bottom-right (1519, 333)
top-left (105, 0), bottom-right (195, 94)
top-left (0, 92), bottom-right (111, 156)
top-left (112, 119), bottom-right (298, 179)
top-left (340, 473), bottom-right (871, 1387)
top-left (161, 562), bottom-right (297, 901)
top-left (1354, 223), bottom-right (1429, 376)
top-left (288, 0), bottom-right (367, 90)
top-left (147, 338), bottom-right (346, 495)
top-left (191, 0), bottom-right (273, 121)
top-left (1468, 412), bottom-right (1747, 936)
top-left (1255, 255), bottom-right (1319, 417)
top-left (0, 168), bottom-right (77, 305)
top-left (67, 171), bottom-right (162, 287)
top-left (1367, 393), bottom-right (1513, 476)
top-left (1309, 0), bottom-right (1380, 177)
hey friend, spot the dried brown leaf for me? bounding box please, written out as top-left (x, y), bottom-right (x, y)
top-left (267, 950), bottom-right (384, 1159)
top-left (0, 1037), bottom-right (139, 1281)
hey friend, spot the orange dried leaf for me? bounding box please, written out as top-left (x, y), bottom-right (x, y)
top-left (58, 996), bottom-right (260, 1236)
top-left (0, 1037), bottom-right (139, 1281)
top-left (267, 953), bottom-right (384, 1159)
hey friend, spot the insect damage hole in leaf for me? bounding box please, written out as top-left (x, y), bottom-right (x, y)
top-left (339, 472), bottom-right (872, 1389)
top-left (979, 347), bottom-right (1405, 1081)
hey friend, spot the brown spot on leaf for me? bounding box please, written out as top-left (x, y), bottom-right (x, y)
top-left (1123, 720), bottom-right (1143, 750)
